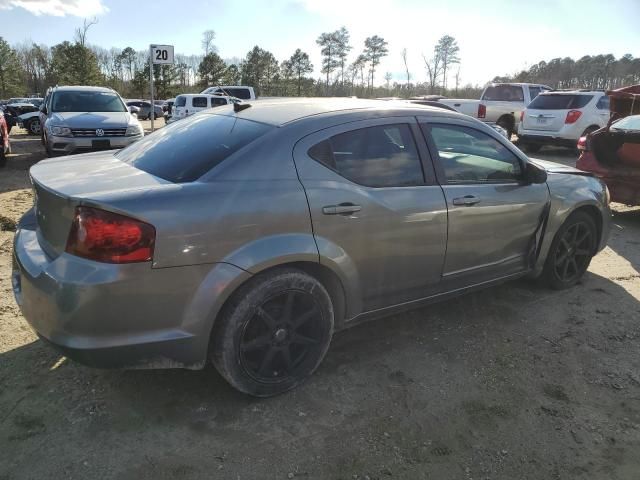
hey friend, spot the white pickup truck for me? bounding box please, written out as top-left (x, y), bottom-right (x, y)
top-left (438, 83), bottom-right (551, 138)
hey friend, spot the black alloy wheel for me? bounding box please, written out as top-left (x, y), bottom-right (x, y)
top-left (543, 211), bottom-right (597, 289)
top-left (212, 269), bottom-right (334, 397)
top-left (239, 289), bottom-right (325, 383)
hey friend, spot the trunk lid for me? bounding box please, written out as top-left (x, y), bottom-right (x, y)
top-left (522, 108), bottom-right (567, 132)
top-left (522, 93), bottom-right (594, 132)
top-left (30, 151), bottom-right (170, 258)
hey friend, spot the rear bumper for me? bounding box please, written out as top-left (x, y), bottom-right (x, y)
top-left (518, 132), bottom-right (577, 148)
top-left (12, 214), bottom-right (250, 369)
top-left (577, 153), bottom-right (640, 206)
top-left (47, 134), bottom-right (142, 155)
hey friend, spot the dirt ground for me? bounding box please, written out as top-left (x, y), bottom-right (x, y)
top-left (1, 124), bottom-right (639, 480)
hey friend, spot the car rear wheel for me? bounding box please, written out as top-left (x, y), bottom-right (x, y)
top-left (542, 211), bottom-right (597, 289)
top-left (211, 268), bottom-right (334, 397)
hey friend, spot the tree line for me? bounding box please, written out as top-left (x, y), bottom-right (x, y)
top-left (494, 54), bottom-right (640, 90)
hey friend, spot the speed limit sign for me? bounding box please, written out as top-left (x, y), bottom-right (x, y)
top-left (151, 45), bottom-right (174, 65)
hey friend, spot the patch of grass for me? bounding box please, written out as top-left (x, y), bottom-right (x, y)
top-left (0, 215), bottom-right (17, 232)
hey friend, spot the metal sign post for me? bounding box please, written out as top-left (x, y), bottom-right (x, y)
top-left (149, 44), bottom-right (175, 133)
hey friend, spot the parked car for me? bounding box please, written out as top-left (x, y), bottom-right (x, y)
top-left (170, 94), bottom-right (232, 122)
top-left (200, 85), bottom-right (256, 100)
top-left (577, 84), bottom-right (640, 205)
top-left (439, 83), bottom-right (551, 138)
top-left (12, 98), bottom-right (611, 396)
top-left (17, 110), bottom-right (42, 135)
top-left (518, 90), bottom-right (610, 152)
top-left (3, 102), bottom-right (39, 132)
top-left (40, 86), bottom-right (144, 156)
top-left (0, 108), bottom-right (10, 167)
top-left (126, 101), bottom-right (164, 120)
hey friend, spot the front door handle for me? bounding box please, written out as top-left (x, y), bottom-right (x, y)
top-left (322, 203), bottom-right (362, 215)
top-left (452, 195), bottom-right (481, 206)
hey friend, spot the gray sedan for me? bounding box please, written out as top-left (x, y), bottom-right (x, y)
top-left (12, 99), bottom-right (611, 396)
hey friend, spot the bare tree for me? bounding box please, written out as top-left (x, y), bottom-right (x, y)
top-left (401, 48), bottom-right (410, 90)
top-left (384, 72), bottom-right (392, 94)
top-left (74, 18), bottom-right (98, 47)
top-left (454, 67), bottom-right (461, 95)
top-left (201, 30), bottom-right (216, 56)
top-left (422, 50), bottom-right (442, 94)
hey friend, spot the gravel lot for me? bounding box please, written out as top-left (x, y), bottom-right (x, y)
top-left (1, 124), bottom-right (639, 480)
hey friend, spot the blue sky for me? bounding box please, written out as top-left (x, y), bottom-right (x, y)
top-left (1, 0), bottom-right (639, 87)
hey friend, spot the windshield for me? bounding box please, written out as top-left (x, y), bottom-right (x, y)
top-left (528, 94), bottom-right (593, 110)
top-left (116, 113), bottom-right (273, 182)
top-left (611, 115), bottom-right (640, 131)
top-left (51, 91), bottom-right (127, 113)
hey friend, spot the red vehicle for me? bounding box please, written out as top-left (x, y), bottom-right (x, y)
top-left (577, 85), bottom-right (640, 205)
top-left (0, 109), bottom-right (10, 168)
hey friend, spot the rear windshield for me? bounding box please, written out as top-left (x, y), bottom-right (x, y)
top-left (611, 115), bottom-right (640, 131)
top-left (116, 114), bottom-right (273, 182)
top-left (482, 85), bottom-right (524, 102)
top-left (528, 94), bottom-right (593, 110)
top-left (51, 91), bottom-right (126, 112)
top-left (175, 96), bottom-right (186, 107)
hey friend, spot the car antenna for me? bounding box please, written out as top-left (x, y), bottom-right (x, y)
top-left (213, 85), bottom-right (251, 113)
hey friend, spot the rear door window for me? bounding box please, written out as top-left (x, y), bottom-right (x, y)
top-left (192, 97), bottom-right (208, 108)
top-left (528, 94), bottom-right (594, 110)
top-left (116, 115), bottom-right (273, 182)
top-left (528, 86), bottom-right (542, 101)
top-left (212, 97), bottom-right (229, 106)
top-left (307, 124), bottom-right (424, 187)
top-left (482, 85), bottom-right (525, 102)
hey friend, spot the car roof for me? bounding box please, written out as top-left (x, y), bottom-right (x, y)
top-left (539, 90), bottom-right (603, 95)
top-left (51, 86), bottom-right (116, 93)
top-left (204, 97), bottom-right (464, 127)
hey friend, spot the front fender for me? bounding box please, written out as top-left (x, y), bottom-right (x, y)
top-left (532, 174), bottom-right (611, 276)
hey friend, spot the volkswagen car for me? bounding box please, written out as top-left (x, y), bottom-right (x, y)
top-left (13, 99), bottom-right (611, 396)
top-left (41, 86), bottom-right (143, 156)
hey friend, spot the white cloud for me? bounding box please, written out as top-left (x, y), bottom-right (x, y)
top-left (0, 0), bottom-right (108, 17)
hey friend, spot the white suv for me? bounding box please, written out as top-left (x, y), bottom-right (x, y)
top-left (517, 90), bottom-right (610, 152)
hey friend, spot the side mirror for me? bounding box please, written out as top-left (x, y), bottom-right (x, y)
top-left (525, 162), bottom-right (547, 184)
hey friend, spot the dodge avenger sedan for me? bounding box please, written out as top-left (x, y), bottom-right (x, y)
top-left (12, 98), bottom-right (611, 396)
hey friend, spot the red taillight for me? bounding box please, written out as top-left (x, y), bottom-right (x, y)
top-left (577, 136), bottom-right (589, 152)
top-left (65, 206), bottom-right (155, 263)
top-left (565, 110), bottom-right (582, 124)
top-left (478, 104), bottom-right (486, 119)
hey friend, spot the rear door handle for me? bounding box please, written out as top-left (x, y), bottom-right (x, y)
top-left (322, 203), bottom-right (362, 215)
top-left (452, 195), bottom-right (481, 206)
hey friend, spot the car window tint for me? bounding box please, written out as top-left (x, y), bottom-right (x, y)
top-left (596, 96), bottom-right (610, 110)
top-left (529, 86), bottom-right (542, 101)
top-left (611, 115), bottom-right (640, 131)
top-left (116, 114), bottom-right (273, 183)
top-left (192, 97), bottom-right (208, 108)
top-left (426, 124), bottom-right (522, 184)
top-left (482, 85), bottom-right (525, 102)
top-left (174, 96), bottom-right (186, 107)
top-left (212, 97), bottom-right (228, 106)
top-left (529, 94), bottom-right (593, 110)
top-left (228, 88), bottom-right (251, 99)
top-left (308, 124), bottom-right (424, 187)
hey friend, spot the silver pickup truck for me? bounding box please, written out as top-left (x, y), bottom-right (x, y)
top-left (439, 83), bottom-right (551, 138)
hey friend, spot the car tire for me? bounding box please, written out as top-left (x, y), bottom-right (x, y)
top-left (542, 211), bottom-right (598, 290)
top-left (44, 132), bottom-right (52, 157)
top-left (26, 119), bottom-right (41, 135)
top-left (211, 268), bottom-right (334, 397)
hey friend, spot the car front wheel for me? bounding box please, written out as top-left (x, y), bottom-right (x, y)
top-left (27, 119), bottom-right (41, 135)
top-left (542, 211), bottom-right (597, 289)
top-left (211, 268), bottom-right (334, 397)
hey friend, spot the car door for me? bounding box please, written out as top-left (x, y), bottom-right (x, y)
top-left (419, 119), bottom-right (549, 289)
top-left (293, 118), bottom-right (448, 313)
